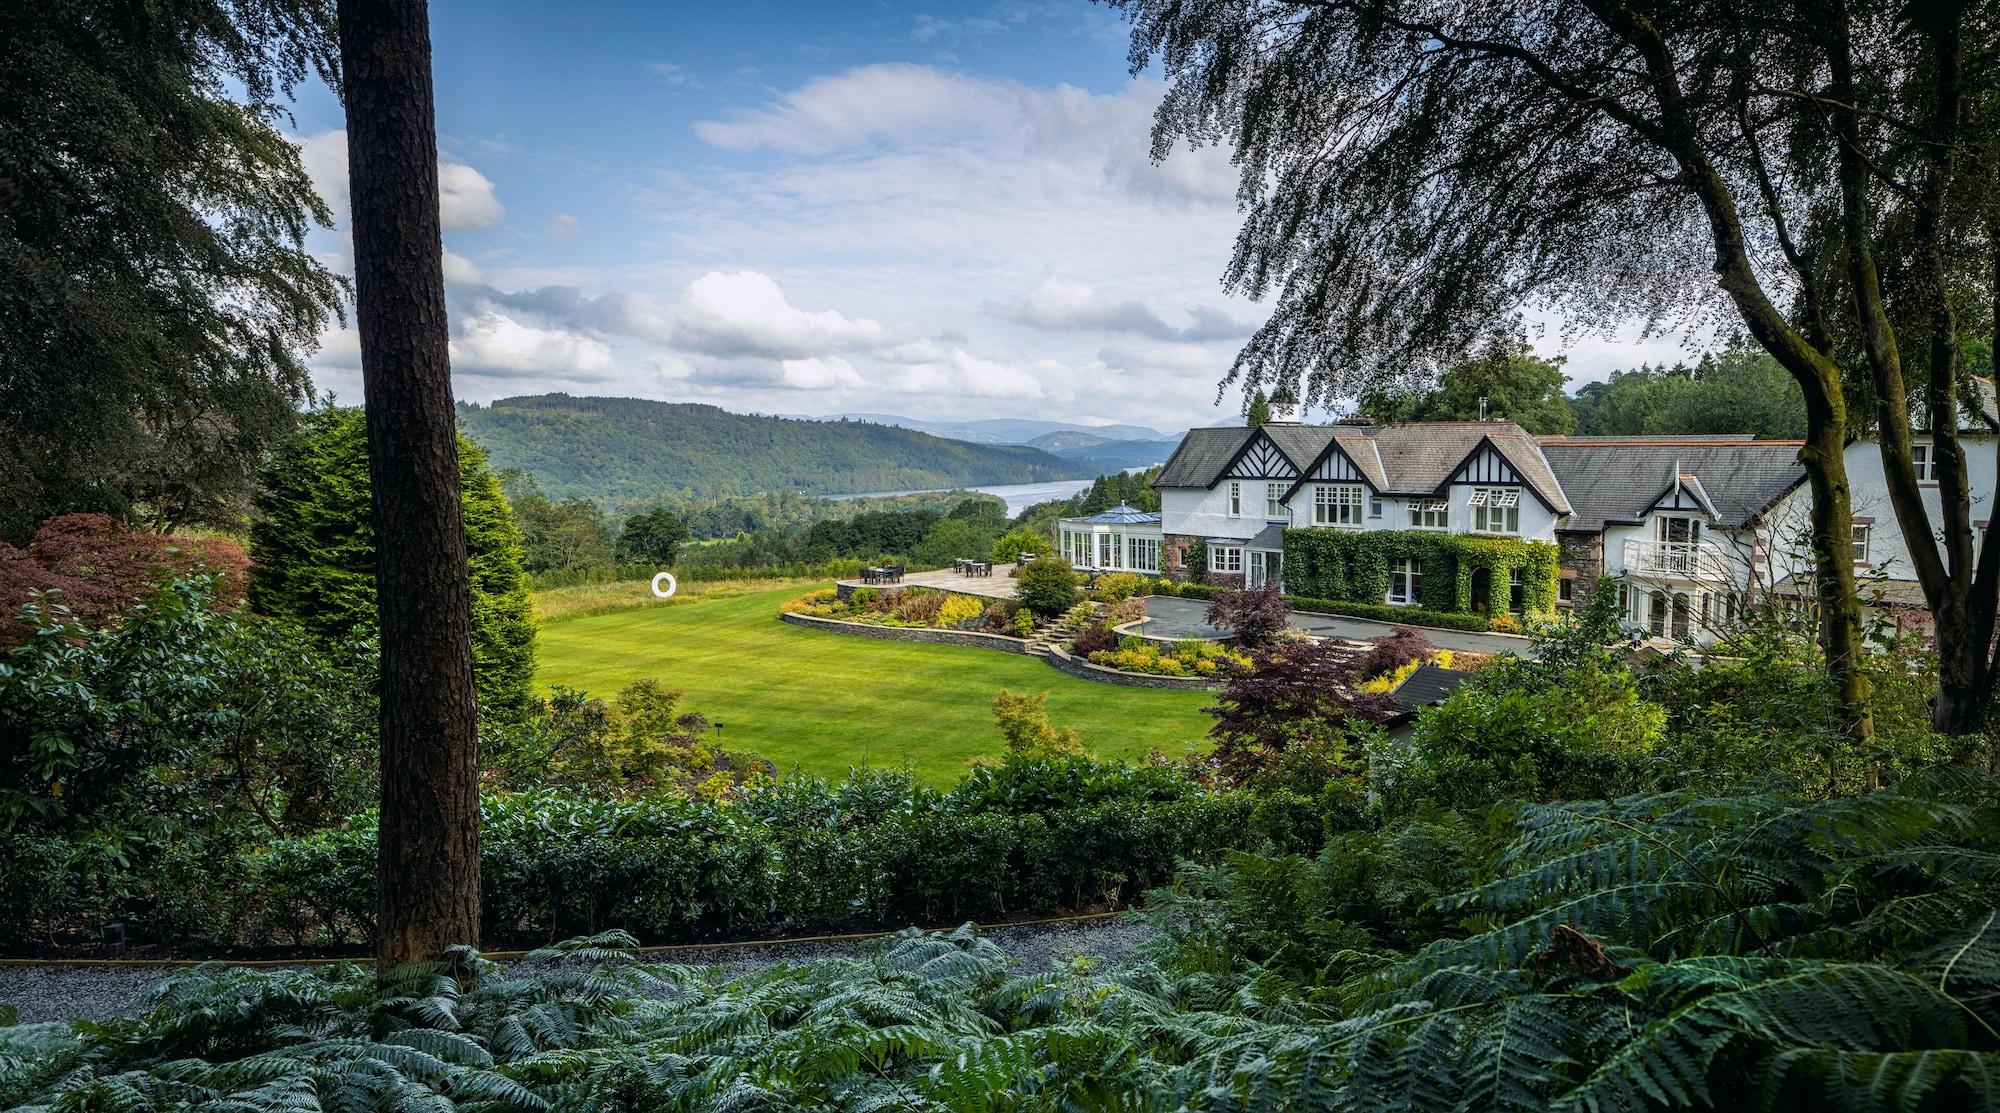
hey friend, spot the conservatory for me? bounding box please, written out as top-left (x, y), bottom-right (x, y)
top-left (1055, 504), bottom-right (1163, 574)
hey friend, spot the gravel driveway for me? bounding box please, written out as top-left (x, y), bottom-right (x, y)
top-left (0, 917), bottom-right (1156, 1025)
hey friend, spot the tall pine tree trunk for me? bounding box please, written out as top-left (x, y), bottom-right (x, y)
top-left (337, 0), bottom-right (481, 974)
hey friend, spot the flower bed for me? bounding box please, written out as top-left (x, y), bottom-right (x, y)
top-left (1088, 635), bottom-right (1251, 678)
top-left (782, 586), bottom-right (1024, 635)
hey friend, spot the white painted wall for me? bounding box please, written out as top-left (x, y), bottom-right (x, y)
top-left (1281, 481), bottom-right (1560, 541)
top-left (1160, 481), bottom-right (1287, 542)
top-left (1843, 434), bottom-right (1996, 579)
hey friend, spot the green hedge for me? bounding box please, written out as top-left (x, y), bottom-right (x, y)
top-left (4, 759), bottom-right (1260, 949)
top-left (1144, 578), bottom-right (1497, 633)
top-left (1281, 528), bottom-right (1559, 617)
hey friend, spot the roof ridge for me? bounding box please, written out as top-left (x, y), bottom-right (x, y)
top-left (1541, 438), bottom-right (1806, 447)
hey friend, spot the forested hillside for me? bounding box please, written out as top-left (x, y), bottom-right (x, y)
top-left (458, 395), bottom-right (1092, 508)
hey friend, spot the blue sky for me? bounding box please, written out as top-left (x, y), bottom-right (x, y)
top-left (295, 0), bottom-right (1690, 431)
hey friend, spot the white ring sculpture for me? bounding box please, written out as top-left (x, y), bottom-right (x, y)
top-left (650, 571), bottom-right (678, 599)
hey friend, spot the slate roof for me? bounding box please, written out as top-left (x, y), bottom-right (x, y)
top-left (1155, 427), bottom-right (1256, 488)
top-left (1154, 424), bottom-right (1334, 488)
top-left (1156, 420), bottom-right (1569, 513)
top-left (1538, 437), bottom-right (1806, 532)
top-left (1070, 504), bottom-right (1162, 525)
top-left (1364, 423), bottom-right (1570, 512)
top-left (1390, 663), bottom-right (1476, 710)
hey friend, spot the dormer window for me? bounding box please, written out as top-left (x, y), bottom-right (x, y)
top-left (1468, 486), bottom-right (1520, 534)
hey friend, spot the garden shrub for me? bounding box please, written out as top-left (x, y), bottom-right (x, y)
top-left (1070, 622), bottom-right (1120, 657)
top-left (1106, 595), bottom-right (1147, 625)
top-left (1205, 582), bottom-right (1290, 645)
top-left (238, 758), bottom-right (1250, 948)
top-left (1062, 600), bottom-right (1099, 630)
top-left (1205, 638), bottom-right (1397, 783)
top-left (1012, 608), bottom-right (1037, 637)
top-left (1379, 650), bottom-right (1663, 815)
top-left (980, 598), bottom-right (1022, 633)
top-left (1354, 626), bottom-right (1438, 680)
top-left (935, 593), bottom-right (986, 628)
top-left (1015, 555), bottom-right (1082, 616)
top-left (1089, 636), bottom-right (1251, 678)
top-left (991, 690), bottom-right (1084, 760)
top-left (0, 513), bottom-right (249, 643)
top-left (991, 526), bottom-right (1052, 563)
top-left (849, 586), bottom-right (881, 608)
top-left (893, 586), bottom-right (946, 625)
top-left (1093, 572), bottom-right (1146, 600)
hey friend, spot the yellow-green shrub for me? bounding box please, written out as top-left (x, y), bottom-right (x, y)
top-left (936, 594), bottom-right (986, 628)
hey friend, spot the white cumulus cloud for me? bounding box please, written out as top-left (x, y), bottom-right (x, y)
top-left (297, 130), bottom-right (504, 232)
top-left (450, 311), bottom-right (615, 378)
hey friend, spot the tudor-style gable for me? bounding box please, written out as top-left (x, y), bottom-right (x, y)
top-left (1449, 439), bottom-right (1526, 488)
top-left (1278, 436), bottom-right (1378, 505)
top-left (1225, 429), bottom-right (1300, 480)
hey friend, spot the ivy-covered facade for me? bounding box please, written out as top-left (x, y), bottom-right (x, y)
top-left (1282, 528), bottom-right (1560, 618)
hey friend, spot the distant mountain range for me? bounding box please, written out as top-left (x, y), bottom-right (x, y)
top-left (458, 395), bottom-right (1098, 509)
top-left (826, 413), bottom-right (1169, 446)
top-left (1027, 431), bottom-right (1184, 470)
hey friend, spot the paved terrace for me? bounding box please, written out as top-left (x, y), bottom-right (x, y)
top-left (837, 563), bottom-right (1021, 600)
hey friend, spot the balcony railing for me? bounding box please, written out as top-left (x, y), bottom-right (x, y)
top-left (1623, 539), bottom-right (1707, 578)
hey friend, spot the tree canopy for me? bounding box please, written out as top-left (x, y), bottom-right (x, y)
top-left (1359, 336), bottom-right (1577, 433)
top-left (1572, 346), bottom-right (1809, 439)
top-left (0, 0), bottom-right (344, 541)
top-left (249, 406), bottom-right (535, 720)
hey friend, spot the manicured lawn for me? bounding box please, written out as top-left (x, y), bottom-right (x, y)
top-left (535, 583), bottom-right (1216, 784)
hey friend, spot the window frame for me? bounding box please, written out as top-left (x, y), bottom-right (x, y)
top-left (1387, 556), bottom-right (1423, 606)
top-left (1851, 523), bottom-right (1871, 563)
top-left (1313, 483), bottom-right (1366, 527)
top-left (1408, 498), bottom-right (1449, 530)
top-left (1210, 545), bottom-right (1243, 573)
top-left (1912, 441), bottom-right (1936, 482)
top-left (1227, 480), bottom-right (1242, 517)
top-left (1469, 486), bottom-right (1521, 534)
top-left (1265, 481), bottom-right (1286, 520)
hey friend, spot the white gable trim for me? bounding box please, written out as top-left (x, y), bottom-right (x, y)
top-left (1451, 443), bottom-right (1524, 487)
top-left (1227, 432), bottom-right (1299, 480)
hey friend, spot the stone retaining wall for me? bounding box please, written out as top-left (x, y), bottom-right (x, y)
top-left (779, 611), bottom-right (1030, 654)
top-left (1044, 645), bottom-right (1226, 691)
top-left (779, 611), bottom-right (1223, 689)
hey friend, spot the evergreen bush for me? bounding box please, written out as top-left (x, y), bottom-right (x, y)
top-left (250, 406), bottom-right (536, 719)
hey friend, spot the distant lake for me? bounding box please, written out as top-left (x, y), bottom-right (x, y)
top-left (827, 478), bottom-right (1096, 517)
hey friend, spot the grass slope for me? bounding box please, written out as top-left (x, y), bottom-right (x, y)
top-left (535, 584), bottom-right (1216, 783)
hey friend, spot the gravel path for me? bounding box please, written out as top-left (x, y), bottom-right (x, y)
top-left (0, 917), bottom-right (1156, 1025)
